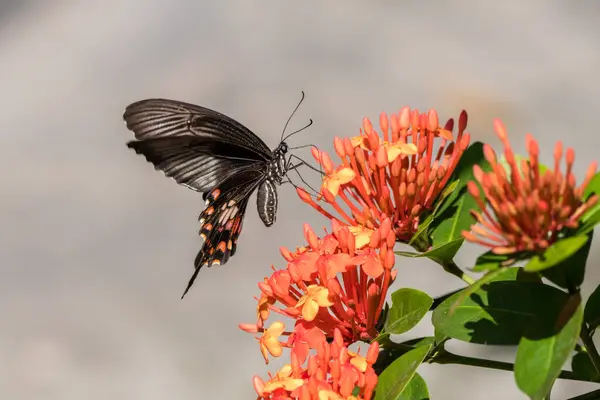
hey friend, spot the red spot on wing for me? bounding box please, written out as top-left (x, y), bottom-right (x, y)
top-left (216, 241), bottom-right (227, 253)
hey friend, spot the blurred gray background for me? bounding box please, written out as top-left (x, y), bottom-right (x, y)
top-left (1, 1), bottom-right (600, 399)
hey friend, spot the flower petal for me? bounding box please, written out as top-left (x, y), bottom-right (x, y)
top-left (361, 256), bottom-right (384, 278)
top-left (348, 226), bottom-right (374, 249)
top-left (336, 168), bottom-right (356, 184)
top-left (302, 298), bottom-right (320, 321)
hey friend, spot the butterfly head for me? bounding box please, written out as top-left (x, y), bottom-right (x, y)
top-left (276, 141), bottom-right (289, 154)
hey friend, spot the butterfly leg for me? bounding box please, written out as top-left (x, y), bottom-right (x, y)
top-left (288, 154), bottom-right (325, 176)
top-left (283, 162), bottom-right (321, 196)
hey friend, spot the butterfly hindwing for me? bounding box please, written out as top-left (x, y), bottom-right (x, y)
top-left (181, 168), bottom-right (265, 297)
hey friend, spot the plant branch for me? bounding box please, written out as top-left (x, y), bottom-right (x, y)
top-left (580, 324), bottom-right (600, 375)
top-left (567, 389), bottom-right (600, 400)
top-left (441, 260), bottom-right (476, 285)
top-left (432, 349), bottom-right (593, 383)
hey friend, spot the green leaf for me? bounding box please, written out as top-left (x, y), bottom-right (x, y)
top-left (515, 268), bottom-right (543, 284)
top-left (397, 373), bottom-right (430, 400)
top-left (374, 344), bottom-right (432, 400)
top-left (371, 332), bottom-right (392, 347)
top-left (515, 299), bottom-right (583, 400)
top-left (385, 289), bottom-right (433, 335)
top-left (542, 231), bottom-right (593, 290)
top-left (372, 338), bottom-right (434, 375)
top-left (433, 142), bottom-right (487, 217)
top-left (408, 212), bottom-right (435, 247)
top-left (408, 179), bottom-right (460, 247)
top-left (447, 266), bottom-right (518, 315)
top-left (395, 251), bottom-right (421, 257)
top-left (428, 143), bottom-right (490, 251)
top-left (423, 239), bottom-right (464, 264)
top-left (571, 349), bottom-right (600, 382)
top-left (584, 284), bottom-right (600, 330)
top-left (578, 172), bottom-right (600, 235)
top-left (432, 280), bottom-right (570, 345)
top-left (471, 251), bottom-right (512, 272)
top-left (398, 337), bottom-right (436, 349)
top-left (396, 238), bottom-right (464, 265)
top-left (525, 236), bottom-right (589, 272)
top-left (434, 328), bottom-right (447, 345)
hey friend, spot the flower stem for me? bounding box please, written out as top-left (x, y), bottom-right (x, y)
top-left (580, 324), bottom-right (600, 375)
top-left (432, 349), bottom-right (593, 383)
top-left (441, 260), bottom-right (476, 285)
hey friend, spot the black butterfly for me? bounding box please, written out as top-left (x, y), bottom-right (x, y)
top-left (123, 95), bottom-right (313, 297)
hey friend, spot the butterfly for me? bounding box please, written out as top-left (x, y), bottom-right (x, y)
top-left (123, 94), bottom-right (314, 297)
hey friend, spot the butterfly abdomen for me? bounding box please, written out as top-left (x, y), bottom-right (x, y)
top-left (257, 179), bottom-right (278, 227)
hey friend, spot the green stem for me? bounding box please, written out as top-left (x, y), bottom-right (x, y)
top-left (441, 260), bottom-right (476, 285)
top-left (580, 324), bottom-right (600, 374)
top-left (432, 349), bottom-right (592, 383)
top-left (567, 389), bottom-right (600, 400)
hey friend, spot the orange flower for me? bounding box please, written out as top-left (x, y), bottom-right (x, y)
top-left (257, 293), bottom-right (274, 323)
top-left (253, 329), bottom-right (379, 400)
top-left (253, 364), bottom-right (305, 396)
top-left (463, 119), bottom-right (598, 254)
top-left (382, 139), bottom-right (418, 162)
top-left (240, 218), bottom-right (396, 348)
top-left (299, 107), bottom-right (470, 242)
top-left (296, 285), bottom-right (334, 321)
top-left (322, 167), bottom-right (356, 197)
top-left (347, 225), bottom-right (374, 249)
top-left (318, 391), bottom-right (359, 400)
top-left (259, 321), bottom-right (286, 363)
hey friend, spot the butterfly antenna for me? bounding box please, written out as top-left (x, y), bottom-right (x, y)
top-left (289, 143), bottom-right (317, 150)
top-left (280, 91), bottom-right (306, 143)
top-left (282, 119), bottom-right (313, 143)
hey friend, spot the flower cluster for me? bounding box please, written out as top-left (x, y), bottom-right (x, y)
top-left (463, 119), bottom-right (598, 254)
top-left (240, 217), bottom-right (396, 361)
top-left (298, 107), bottom-right (471, 242)
top-left (253, 328), bottom-right (379, 400)
top-left (240, 103), bottom-right (600, 399)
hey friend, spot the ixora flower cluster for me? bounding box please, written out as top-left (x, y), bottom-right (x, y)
top-left (239, 106), bottom-right (599, 399)
top-left (299, 107), bottom-right (471, 241)
top-left (463, 119), bottom-right (598, 255)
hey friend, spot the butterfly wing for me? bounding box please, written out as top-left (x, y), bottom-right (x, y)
top-left (123, 98), bottom-right (272, 159)
top-left (182, 167), bottom-right (266, 297)
top-left (127, 136), bottom-right (263, 193)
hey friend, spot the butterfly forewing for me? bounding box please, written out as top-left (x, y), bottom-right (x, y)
top-left (124, 99), bottom-right (272, 159)
top-left (127, 136), bottom-right (263, 192)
